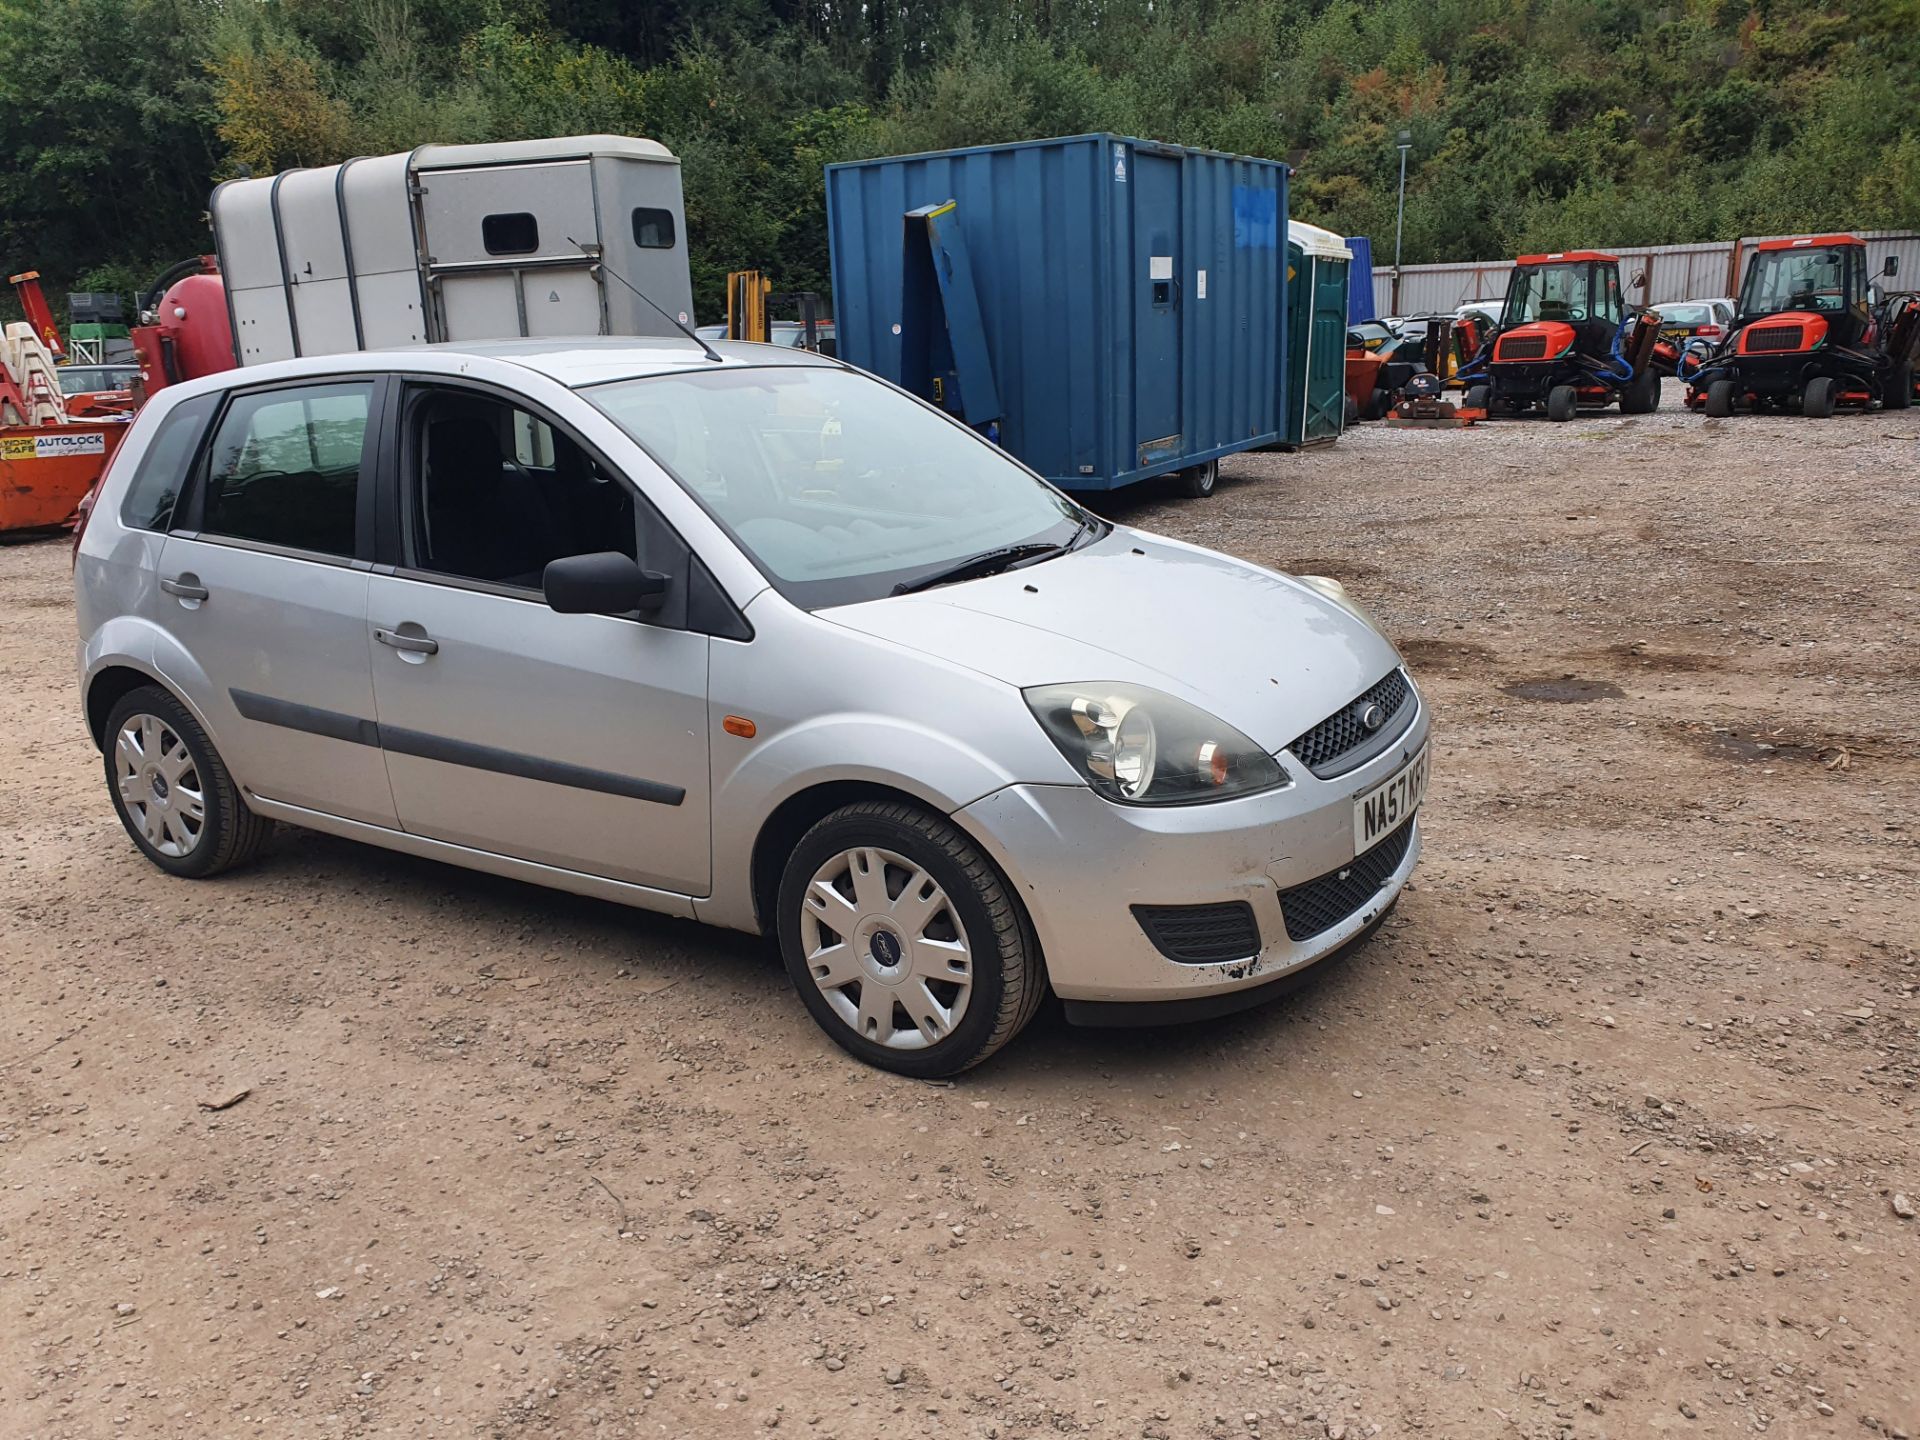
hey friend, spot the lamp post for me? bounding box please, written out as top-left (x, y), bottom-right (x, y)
top-left (1392, 129), bottom-right (1412, 313)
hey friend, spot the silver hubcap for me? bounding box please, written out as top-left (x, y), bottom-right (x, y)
top-left (799, 846), bottom-right (973, 1050)
top-left (116, 713), bottom-right (206, 858)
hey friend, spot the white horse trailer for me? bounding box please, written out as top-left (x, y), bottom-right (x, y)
top-left (209, 135), bottom-right (694, 366)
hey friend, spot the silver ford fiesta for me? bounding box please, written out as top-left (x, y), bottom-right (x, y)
top-left (74, 338), bottom-right (1428, 1075)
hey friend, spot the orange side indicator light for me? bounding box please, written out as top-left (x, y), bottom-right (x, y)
top-left (722, 715), bottom-right (758, 738)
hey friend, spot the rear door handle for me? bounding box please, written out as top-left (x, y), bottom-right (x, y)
top-left (160, 575), bottom-right (209, 602)
top-left (375, 627), bottom-right (439, 656)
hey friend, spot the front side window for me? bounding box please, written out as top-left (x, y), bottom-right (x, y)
top-left (584, 365), bottom-right (1084, 608)
top-left (407, 389), bottom-right (635, 589)
top-left (631, 207), bottom-right (675, 249)
top-left (199, 382), bottom-right (372, 557)
top-left (121, 392), bottom-right (217, 532)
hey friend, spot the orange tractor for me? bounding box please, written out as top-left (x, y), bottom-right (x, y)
top-left (1681, 235), bottom-right (1916, 417)
top-left (1455, 251), bottom-right (1663, 420)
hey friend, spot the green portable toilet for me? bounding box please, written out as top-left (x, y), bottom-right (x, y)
top-left (1284, 221), bottom-right (1353, 447)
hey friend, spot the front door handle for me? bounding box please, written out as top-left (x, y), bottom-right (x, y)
top-left (375, 627), bottom-right (439, 656)
top-left (160, 575), bottom-right (209, 602)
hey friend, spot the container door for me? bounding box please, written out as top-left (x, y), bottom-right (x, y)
top-left (1306, 258), bottom-right (1350, 442)
top-left (1285, 243), bottom-right (1309, 445)
top-left (1132, 151), bottom-right (1183, 466)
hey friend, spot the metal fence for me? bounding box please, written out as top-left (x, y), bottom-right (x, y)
top-left (1372, 229), bottom-right (1920, 317)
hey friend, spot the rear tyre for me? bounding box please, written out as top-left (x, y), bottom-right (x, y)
top-left (103, 685), bottom-right (271, 879)
top-left (1705, 379), bottom-right (1735, 418)
top-left (1463, 383), bottom-right (1490, 412)
top-left (1620, 367), bottom-right (1659, 414)
top-left (1179, 458), bottom-right (1219, 499)
top-left (1546, 385), bottom-right (1578, 422)
top-left (1801, 376), bottom-right (1836, 418)
top-left (1885, 364), bottom-right (1913, 410)
top-left (776, 801), bottom-right (1045, 1078)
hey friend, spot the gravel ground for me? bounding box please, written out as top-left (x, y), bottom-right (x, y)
top-left (3, 384), bottom-right (1918, 1440)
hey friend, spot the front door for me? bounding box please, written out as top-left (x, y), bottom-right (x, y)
top-left (155, 378), bottom-right (399, 827)
top-left (1305, 258), bottom-right (1350, 442)
top-left (1131, 149), bottom-right (1183, 466)
top-left (365, 384), bottom-right (711, 895)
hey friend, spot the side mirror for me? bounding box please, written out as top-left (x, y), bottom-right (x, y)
top-left (1884, 255), bottom-right (1900, 277)
top-left (543, 551), bottom-right (668, 616)
top-left (1630, 271), bottom-right (1647, 290)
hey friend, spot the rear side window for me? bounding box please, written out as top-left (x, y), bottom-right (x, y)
top-left (121, 392), bottom-right (217, 532)
top-left (482, 212), bottom-right (539, 255)
top-left (631, 207), bottom-right (675, 249)
top-left (199, 382), bottom-right (374, 558)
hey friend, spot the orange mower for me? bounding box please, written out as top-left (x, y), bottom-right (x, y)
top-left (1681, 236), bottom-right (1916, 417)
top-left (1454, 252), bottom-right (1663, 421)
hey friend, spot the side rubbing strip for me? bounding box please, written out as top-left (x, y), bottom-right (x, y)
top-left (380, 726), bottom-right (686, 806)
top-left (231, 689), bottom-right (380, 747)
top-left (229, 690), bottom-right (684, 807)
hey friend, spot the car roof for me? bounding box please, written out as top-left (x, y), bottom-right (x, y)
top-left (163, 337), bottom-right (838, 399)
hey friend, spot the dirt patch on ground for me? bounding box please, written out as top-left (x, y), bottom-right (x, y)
top-left (3, 382), bottom-right (1918, 1440)
top-left (1499, 676), bottom-right (1628, 703)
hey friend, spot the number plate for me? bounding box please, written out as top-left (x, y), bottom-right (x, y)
top-left (1353, 745), bottom-right (1428, 854)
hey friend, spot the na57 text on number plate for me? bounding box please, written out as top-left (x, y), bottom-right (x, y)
top-left (1353, 744), bottom-right (1428, 853)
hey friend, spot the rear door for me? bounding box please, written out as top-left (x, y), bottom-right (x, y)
top-left (155, 377), bottom-right (399, 827)
top-left (1130, 149), bottom-right (1183, 468)
top-left (417, 161), bottom-right (607, 340)
top-left (364, 381), bottom-right (711, 895)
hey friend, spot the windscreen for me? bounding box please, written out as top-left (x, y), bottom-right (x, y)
top-left (584, 365), bottom-right (1083, 608)
top-left (1656, 304), bottom-right (1711, 325)
top-left (1503, 263), bottom-right (1597, 327)
top-left (1740, 247), bottom-right (1853, 316)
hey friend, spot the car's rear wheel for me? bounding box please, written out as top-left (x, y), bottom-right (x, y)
top-left (776, 800), bottom-right (1044, 1077)
top-left (1705, 379), bottom-right (1736, 417)
top-left (1801, 375), bottom-right (1836, 418)
top-left (103, 685), bottom-right (270, 878)
top-left (1546, 384), bottom-right (1578, 422)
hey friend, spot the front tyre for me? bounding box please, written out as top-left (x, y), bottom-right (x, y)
top-left (1705, 379), bottom-right (1736, 417)
top-left (103, 685), bottom-right (271, 878)
top-left (1462, 383), bottom-right (1491, 412)
top-left (1801, 375), bottom-right (1836, 418)
top-left (1546, 384), bottom-right (1578, 422)
top-left (776, 801), bottom-right (1045, 1077)
top-left (1884, 364), bottom-right (1912, 410)
top-left (1620, 367), bottom-right (1660, 414)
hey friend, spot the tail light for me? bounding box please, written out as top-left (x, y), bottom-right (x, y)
top-left (70, 482), bottom-right (100, 569)
top-left (1697, 324), bottom-right (1722, 338)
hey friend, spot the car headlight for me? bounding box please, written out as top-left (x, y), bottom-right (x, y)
top-left (1024, 683), bottom-right (1288, 805)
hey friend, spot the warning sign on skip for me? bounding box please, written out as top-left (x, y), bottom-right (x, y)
top-left (3, 431), bottom-right (107, 460)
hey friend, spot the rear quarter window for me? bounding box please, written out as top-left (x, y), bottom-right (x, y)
top-left (120, 392), bottom-right (218, 532)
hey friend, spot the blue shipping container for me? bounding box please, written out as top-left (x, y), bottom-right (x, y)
top-left (825, 134), bottom-right (1290, 492)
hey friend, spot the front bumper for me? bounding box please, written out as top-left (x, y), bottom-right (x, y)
top-left (956, 697), bottom-right (1429, 1004)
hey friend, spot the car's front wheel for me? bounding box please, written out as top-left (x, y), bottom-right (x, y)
top-left (103, 684), bottom-right (271, 878)
top-left (776, 800), bottom-right (1045, 1076)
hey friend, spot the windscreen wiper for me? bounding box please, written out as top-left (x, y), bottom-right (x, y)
top-left (892, 542), bottom-right (1066, 596)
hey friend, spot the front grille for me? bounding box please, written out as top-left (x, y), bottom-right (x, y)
top-left (1132, 901), bottom-right (1260, 964)
top-left (1287, 669), bottom-right (1414, 777)
top-left (1278, 820), bottom-right (1414, 943)
top-left (1497, 335), bottom-right (1549, 360)
top-left (1744, 325), bottom-right (1804, 353)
